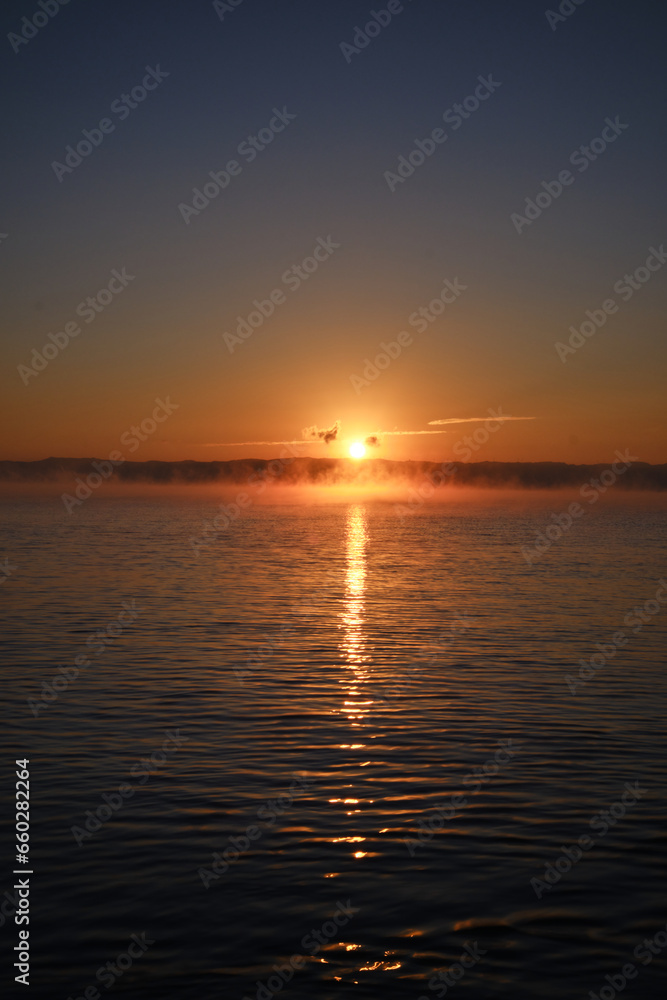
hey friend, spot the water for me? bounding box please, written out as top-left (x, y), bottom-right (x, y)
top-left (2, 493), bottom-right (667, 998)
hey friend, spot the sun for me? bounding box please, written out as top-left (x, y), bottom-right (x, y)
top-left (349, 441), bottom-right (366, 459)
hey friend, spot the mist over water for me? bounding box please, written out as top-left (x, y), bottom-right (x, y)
top-left (2, 494), bottom-right (666, 998)
top-left (2, 456), bottom-right (667, 492)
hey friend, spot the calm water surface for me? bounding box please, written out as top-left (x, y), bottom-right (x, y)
top-left (2, 493), bottom-right (667, 998)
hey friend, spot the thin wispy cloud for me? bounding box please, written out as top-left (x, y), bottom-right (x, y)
top-left (207, 430), bottom-right (451, 447)
top-left (370, 429), bottom-right (449, 436)
top-left (428, 416), bottom-right (535, 425)
top-left (203, 414), bottom-right (536, 448)
top-left (203, 420), bottom-right (342, 448)
top-left (201, 440), bottom-right (308, 447)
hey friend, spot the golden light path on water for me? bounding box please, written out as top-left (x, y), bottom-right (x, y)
top-left (328, 505), bottom-right (406, 978)
top-left (339, 504), bottom-right (371, 683)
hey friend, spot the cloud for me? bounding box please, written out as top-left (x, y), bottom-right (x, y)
top-left (202, 414), bottom-right (535, 449)
top-left (203, 420), bottom-right (342, 448)
top-left (302, 420), bottom-right (340, 444)
top-left (428, 415), bottom-right (535, 425)
top-left (371, 429), bottom-right (449, 436)
top-left (205, 429), bottom-right (445, 446)
top-left (202, 440), bottom-right (306, 447)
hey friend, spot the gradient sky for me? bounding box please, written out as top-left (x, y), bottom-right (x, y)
top-left (1, 0), bottom-right (666, 464)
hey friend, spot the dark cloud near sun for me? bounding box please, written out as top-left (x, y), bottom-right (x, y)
top-left (302, 420), bottom-right (340, 445)
top-left (365, 436), bottom-right (380, 447)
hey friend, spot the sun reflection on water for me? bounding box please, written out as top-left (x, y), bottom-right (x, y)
top-left (340, 504), bottom-right (370, 671)
top-left (329, 507), bottom-right (435, 976)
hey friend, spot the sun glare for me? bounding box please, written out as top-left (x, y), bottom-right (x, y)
top-left (349, 442), bottom-right (366, 459)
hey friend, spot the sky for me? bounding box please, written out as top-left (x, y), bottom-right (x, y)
top-left (1, 0), bottom-right (666, 464)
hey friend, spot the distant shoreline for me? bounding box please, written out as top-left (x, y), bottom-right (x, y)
top-left (1, 457), bottom-right (666, 490)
